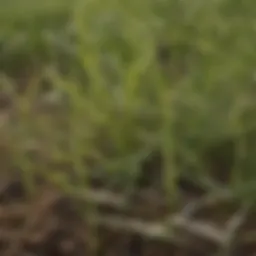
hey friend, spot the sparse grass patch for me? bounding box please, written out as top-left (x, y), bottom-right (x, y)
top-left (1, 0), bottom-right (256, 254)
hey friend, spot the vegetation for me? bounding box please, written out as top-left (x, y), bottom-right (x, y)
top-left (1, 0), bottom-right (256, 255)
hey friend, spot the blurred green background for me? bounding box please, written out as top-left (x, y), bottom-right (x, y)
top-left (1, 0), bottom-right (256, 205)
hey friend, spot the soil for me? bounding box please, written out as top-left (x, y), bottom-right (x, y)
top-left (0, 166), bottom-right (254, 256)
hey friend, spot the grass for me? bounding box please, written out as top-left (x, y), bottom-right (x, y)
top-left (1, 0), bottom-right (256, 214)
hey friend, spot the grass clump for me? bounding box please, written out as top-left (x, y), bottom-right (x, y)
top-left (1, 0), bottom-right (256, 207)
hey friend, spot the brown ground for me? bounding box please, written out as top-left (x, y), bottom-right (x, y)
top-left (0, 167), bottom-right (255, 256)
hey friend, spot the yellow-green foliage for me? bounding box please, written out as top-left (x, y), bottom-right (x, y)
top-left (1, 0), bottom-right (256, 202)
